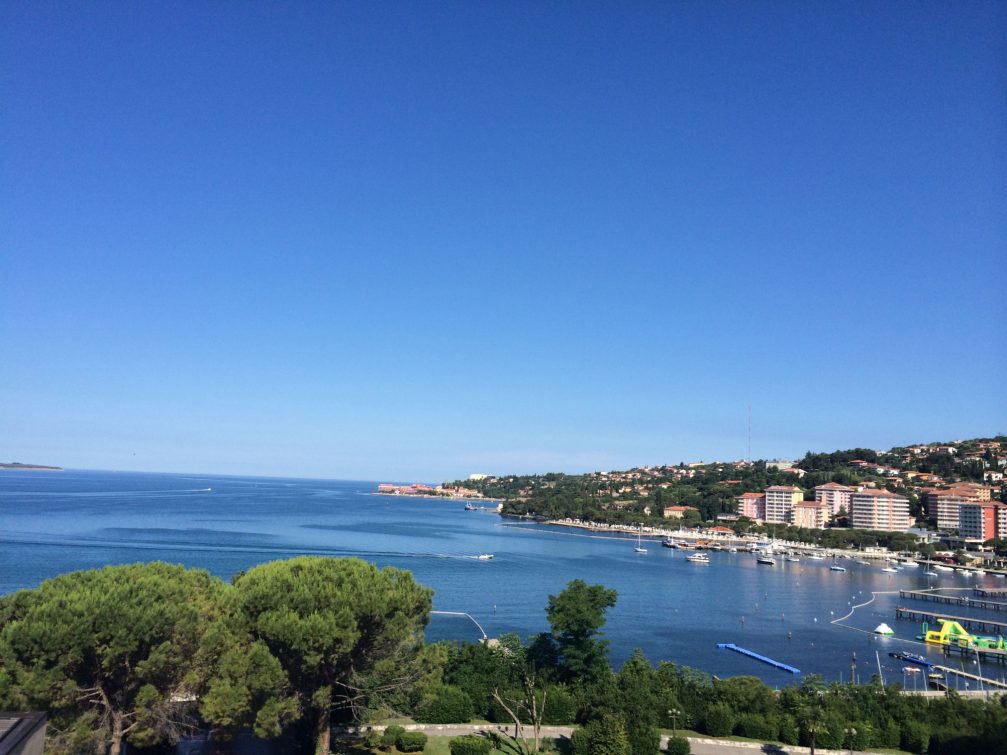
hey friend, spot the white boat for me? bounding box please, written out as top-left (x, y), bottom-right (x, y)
top-left (686, 553), bottom-right (710, 564)
top-left (935, 565), bottom-right (953, 572)
top-left (995, 573), bottom-right (1006, 579)
top-left (477, 553), bottom-right (494, 560)
top-left (785, 556), bottom-right (800, 563)
top-left (855, 559), bottom-right (871, 566)
top-left (924, 570), bottom-right (938, 577)
top-left (830, 565), bottom-right (847, 572)
top-left (634, 530), bottom-right (648, 553)
top-left (807, 554), bottom-right (825, 560)
top-left (882, 567), bottom-right (898, 573)
top-left (974, 569), bottom-right (986, 576)
top-left (756, 556), bottom-right (776, 566)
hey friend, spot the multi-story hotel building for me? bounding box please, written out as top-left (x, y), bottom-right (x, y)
top-left (958, 502), bottom-right (1007, 542)
top-left (928, 489), bottom-right (983, 531)
top-left (814, 482), bottom-right (852, 516)
top-left (793, 500), bottom-right (829, 529)
top-left (736, 492), bottom-right (766, 522)
top-left (850, 489), bottom-right (911, 531)
top-left (764, 485), bottom-right (803, 524)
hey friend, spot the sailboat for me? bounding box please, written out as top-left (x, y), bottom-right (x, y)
top-left (634, 528), bottom-right (648, 553)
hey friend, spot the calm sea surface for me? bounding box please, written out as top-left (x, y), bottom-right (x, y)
top-left (3, 469), bottom-right (1004, 687)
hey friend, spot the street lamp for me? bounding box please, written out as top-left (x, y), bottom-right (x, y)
top-left (844, 727), bottom-right (857, 755)
top-left (668, 708), bottom-right (681, 736)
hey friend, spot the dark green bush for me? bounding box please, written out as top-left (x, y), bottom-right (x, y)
top-left (778, 714), bottom-right (799, 745)
top-left (397, 730), bottom-right (428, 752)
top-left (702, 703), bottom-right (734, 737)
top-left (449, 734), bottom-right (493, 755)
top-left (569, 727), bottom-right (590, 755)
top-left (734, 713), bottom-right (777, 741)
top-left (665, 735), bottom-right (690, 755)
top-left (901, 720), bottom-right (930, 754)
top-left (414, 684), bottom-right (475, 724)
top-left (542, 684), bottom-right (577, 724)
top-left (381, 725), bottom-right (405, 750)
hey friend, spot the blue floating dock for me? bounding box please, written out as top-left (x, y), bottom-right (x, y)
top-left (717, 643), bottom-right (801, 674)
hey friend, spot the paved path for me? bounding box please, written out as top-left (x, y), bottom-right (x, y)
top-left (339, 723), bottom-right (886, 754)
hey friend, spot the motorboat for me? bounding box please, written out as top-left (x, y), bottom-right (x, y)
top-left (662, 538), bottom-right (677, 548)
top-left (830, 565), bottom-right (847, 572)
top-left (686, 553), bottom-right (710, 564)
top-left (881, 567), bottom-right (898, 573)
top-left (477, 553), bottom-right (494, 560)
top-left (924, 570), bottom-right (938, 577)
top-left (756, 556), bottom-right (776, 566)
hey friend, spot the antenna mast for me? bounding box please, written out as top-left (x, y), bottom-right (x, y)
top-left (747, 405), bottom-right (752, 462)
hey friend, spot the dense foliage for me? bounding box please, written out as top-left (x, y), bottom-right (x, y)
top-left (0, 558), bottom-right (432, 755)
top-left (5, 560), bottom-right (1007, 754)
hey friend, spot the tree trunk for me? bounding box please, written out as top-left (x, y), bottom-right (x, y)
top-left (315, 707), bottom-right (331, 755)
top-left (109, 713), bottom-right (124, 755)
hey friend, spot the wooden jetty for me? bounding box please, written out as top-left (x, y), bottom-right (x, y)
top-left (895, 606), bottom-right (1007, 635)
top-left (900, 589), bottom-right (1007, 612)
top-left (930, 663), bottom-right (1007, 690)
top-left (941, 642), bottom-right (1007, 666)
top-left (975, 587), bottom-right (1007, 598)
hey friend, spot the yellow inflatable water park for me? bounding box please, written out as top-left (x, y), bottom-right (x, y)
top-left (919, 619), bottom-right (1006, 650)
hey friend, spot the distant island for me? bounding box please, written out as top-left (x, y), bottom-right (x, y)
top-left (0, 462), bottom-right (63, 471)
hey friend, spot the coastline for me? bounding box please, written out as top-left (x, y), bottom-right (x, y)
top-left (373, 492), bottom-right (501, 504)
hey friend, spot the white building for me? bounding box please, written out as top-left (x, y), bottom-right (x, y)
top-left (850, 489), bottom-right (911, 531)
top-left (764, 485), bottom-right (803, 524)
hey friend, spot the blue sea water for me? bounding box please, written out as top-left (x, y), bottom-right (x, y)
top-left (2, 469), bottom-right (1003, 687)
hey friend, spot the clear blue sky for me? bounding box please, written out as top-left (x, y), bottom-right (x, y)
top-left (2, 2), bottom-right (1004, 481)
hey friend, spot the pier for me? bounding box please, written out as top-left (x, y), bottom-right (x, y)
top-left (717, 643), bottom-right (800, 674)
top-left (941, 643), bottom-right (1007, 666)
top-left (900, 589), bottom-right (1007, 612)
top-left (974, 587), bottom-right (1007, 598)
top-left (895, 606), bottom-right (1007, 635)
top-left (930, 663), bottom-right (1007, 690)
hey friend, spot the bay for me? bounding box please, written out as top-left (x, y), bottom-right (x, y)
top-left (1, 469), bottom-right (1000, 686)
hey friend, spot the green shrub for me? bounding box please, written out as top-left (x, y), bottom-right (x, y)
top-left (901, 720), bottom-right (930, 754)
top-left (703, 703), bottom-right (735, 737)
top-left (449, 734), bottom-right (493, 755)
top-left (734, 713), bottom-right (777, 741)
top-left (627, 723), bottom-right (660, 755)
top-left (665, 735), bottom-right (691, 755)
top-left (777, 714), bottom-right (799, 745)
top-left (397, 730), bottom-right (428, 752)
top-left (381, 725), bottom-right (405, 750)
top-left (542, 684), bottom-right (577, 724)
top-left (414, 684), bottom-right (475, 724)
top-left (569, 727), bottom-right (591, 755)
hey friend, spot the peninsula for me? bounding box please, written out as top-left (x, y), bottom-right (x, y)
top-left (0, 462), bottom-right (62, 471)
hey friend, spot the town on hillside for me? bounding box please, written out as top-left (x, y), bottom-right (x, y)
top-left (440, 437), bottom-right (1007, 562)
